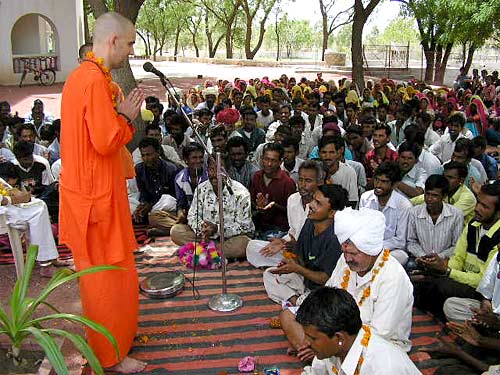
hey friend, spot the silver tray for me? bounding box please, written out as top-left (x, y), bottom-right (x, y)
top-left (139, 271), bottom-right (185, 299)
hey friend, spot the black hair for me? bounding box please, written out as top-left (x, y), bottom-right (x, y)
top-left (398, 103), bottom-right (413, 117)
top-left (240, 108), bottom-right (257, 118)
top-left (13, 140), bottom-right (34, 158)
top-left (373, 123), bottom-right (391, 136)
top-left (168, 114), bottom-right (189, 132)
top-left (377, 103), bottom-right (389, 111)
top-left (481, 183), bottom-right (500, 211)
top-left (323, 115), bottom-right (339, 124)
top-left (398, 141), bottom-right (422, 159)
top-left (318, 135), bottom-right (345, 152)
top-left (16, 123), bottom-right (36, 137)
top-left (454, 138), bottom-right (474, 159)
top-left (256, 95), bottom-right (270, 104)
top-left (318, 184), bottom-right (348, 210)
top-left (345, 102), bottom-right (359, 111)
top-left (0, 162), bottom-right (19, 181)
top-left (345, 124), bottom-right (363, 136)
top-left (182, 142), bottom-right (204, 160)
top-left (298, 160), bottom-right (325, 182)
top-left (443, 161), bottom-right (468, 179)
top-left (472, 135), bottom-right (487, 149)
top-left (209, 125), bottom-right (227, 139)
top-left (403, 124), bottom-right (425, 146)
top-left (275, 125), bottom-right (292, 137)
top-left (138, 137), bottom-right (161, 153)
top-left (416, 111), bottom-right (432, 123)
top-left (145, 124), bottom-right (162, 134)
top-left (374, 161), bottom-right (401, 183)
top-left (196, 108), bottom-right (214, 118)
top-left (78, 43), bottom-right (93, 59)
top-left (282, 135), bottom-right (300, 152)
top-left (149, 102), bottom-right (164, 113)
top-left (226, 136), bottom-right (249, 154)
top-left (359, 115), bottom-right (377, 125)
top-left (51, 119), bottom-right (61, 133)
top-left (289, 115), bottom-right (306, 129)
top-left (425, 174), bottom-right (449, 195)
top-left (291, 97), bottom-right (304, 106)
top-left (263, 142), bottom-right (285, 159)
top-left (296, 287), bottom-right (362, 338)
top-left (449, 113), bottom-right (465, 127)
top-left (145, 96), bottom-right (160, 105)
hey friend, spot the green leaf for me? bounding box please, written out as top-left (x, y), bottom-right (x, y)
top-left (27, 313), bottom-right (120, 361)
top-left (24, 326), bottom-right (69, 375)
top-left (20, 265), bottom-right (122, 325)
top-left (41, 329), bottom-right (104, 375)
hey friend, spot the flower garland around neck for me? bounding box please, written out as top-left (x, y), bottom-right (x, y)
top-left (340, 249), bottom-right (390, 306)
top-left (331, 325), bottom-right (371, 375)
top-left (85, 51), bottom-right (123, 108)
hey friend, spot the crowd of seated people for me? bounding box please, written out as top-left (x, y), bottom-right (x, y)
top-left (3, 70), bottom-right (500, 372)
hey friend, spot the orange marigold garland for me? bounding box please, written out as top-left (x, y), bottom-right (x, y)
top-left (331, 325), bottom-right (371, 375)
top-left (85, 51), bottom-right (123, 108)
top-left (341, 249), bottom-right (390, 306)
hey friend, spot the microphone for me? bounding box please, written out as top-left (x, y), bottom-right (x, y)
top-left (143, 62), bottom-right (165, 79)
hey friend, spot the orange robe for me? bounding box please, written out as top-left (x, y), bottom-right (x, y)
top-left (60, 61), bottom-right (138, 367)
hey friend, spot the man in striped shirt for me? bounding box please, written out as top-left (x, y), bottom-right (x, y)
top-left (407, 175), bottom-right (464, 262)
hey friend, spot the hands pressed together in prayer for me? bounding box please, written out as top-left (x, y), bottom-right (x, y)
top-left (117, 88), bottom-right (145, 123)
top-left (10, 190), bottom-right (31, 205)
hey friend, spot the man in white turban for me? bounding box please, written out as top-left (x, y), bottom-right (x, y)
top-left (196, 87), bottom-right (218, 112)
top-left (281, 207), bottom-right (414, 362)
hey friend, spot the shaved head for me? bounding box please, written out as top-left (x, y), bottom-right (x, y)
top-left (93, 12), bottom-right (134, 44)
top-left (91, 12), bottom-right (136, 69)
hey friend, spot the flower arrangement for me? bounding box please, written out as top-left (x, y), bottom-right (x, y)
top-left (178, 241), bottom-right (222, 269)
top-left (85, 52), bottom-right (123, 108)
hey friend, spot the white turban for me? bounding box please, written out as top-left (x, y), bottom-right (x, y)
top-left (202, 86), bottom-right (218, 98)
top-left (334, 207), bottom-right (385, 256)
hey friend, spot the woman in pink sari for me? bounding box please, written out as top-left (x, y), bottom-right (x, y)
top-left (466, 96), bottom-right (489, 136)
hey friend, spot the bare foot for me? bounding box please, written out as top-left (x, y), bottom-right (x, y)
top-left (106, 357), bottom-right (146, 374)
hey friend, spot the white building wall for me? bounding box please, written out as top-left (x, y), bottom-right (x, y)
top-left (0, 0), bottom-right (84, 85)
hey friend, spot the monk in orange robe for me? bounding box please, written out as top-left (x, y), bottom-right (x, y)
top-left (60, 12), bottom-right (146, 373)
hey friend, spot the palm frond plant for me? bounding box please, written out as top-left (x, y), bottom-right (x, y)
top-left (0, 245), bottom-right (121, 375)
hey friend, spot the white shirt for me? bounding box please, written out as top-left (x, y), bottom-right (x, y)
top-left (400, 165), bottom-right (427, 197)
top-left (330, 162), bottom-right (358, 202)
top-left (284, 192), bottom-right (309, 241)
top-left (51, 159), bottom-right (61, 181)
top-left (12, 154), bottom-right (54, 186)
top-left (345, 160), bottom-right (367, 194)
top-left (302, 330), bottom-right (421, 375)
top-left (477, 256), bottom-right (500, 314)
top-left (417, 149), bottom-right (441, 176)
top-left (256, 110), bottom-right (274, 128)
top-left (424, 126), bottom-right (441, 149)
top-left (281, 158), bottom-right (304, 184)
top-left (469, 158), bottom-right (488, 185)
top-left (326, 253), bottom-right (413, 351)
top-left (429, 132), bottom-right (466, 163)
top-left (265, 120), bottom-right (283, 142)
top-left (359, 190), bottom-right (411, 251)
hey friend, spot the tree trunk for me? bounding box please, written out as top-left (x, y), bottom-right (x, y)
top-left (193, 33), bottom-right (200, 57)
top-left (463, 43), bottom-right (476, 74)
top-left (174, 26), bottom-right (181, 61)
top-left (112, 60), bottom-right (145, 150)
top-left (226, 25), bottom-right (233, 59)
top-left (136, 31), bottom-right (149, 56)
top-left (351, 7), bottom-right (365, 90)
top-left (351, 0), bottom-right (380, 90)
top-left (275, 12), bottom-right (280, 61)
top-left (421, 43), bottom-right (435, 83)
top-left (434, 45), bottom-right (443, 84)
top-left (320, 0), bottom-right (328, 61)
top-left (83, 1), bottom-right (91, 43)
top-left (435, 43), bottom-right (453, 85)
top-left (244, 15), bottom-right (253, 59)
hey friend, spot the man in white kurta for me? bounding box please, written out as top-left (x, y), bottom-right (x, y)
top-left (0, 178), bottom-right (59, 263)
top-left (327, 207), bottom-right (414, 351)
top-left (301, 330), bottom-right (421, 375)
top-left (246, 161), bottom-right (322, 267)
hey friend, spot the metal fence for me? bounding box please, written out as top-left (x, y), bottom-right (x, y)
top-left (363, 44), bottom-right (410, 70)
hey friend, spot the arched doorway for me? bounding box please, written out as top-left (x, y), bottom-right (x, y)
top-left (11, 13), bottom-right (60, 73)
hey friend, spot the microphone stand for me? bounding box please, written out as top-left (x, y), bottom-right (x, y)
top-left (158, 74), bottom-right (243, 313)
